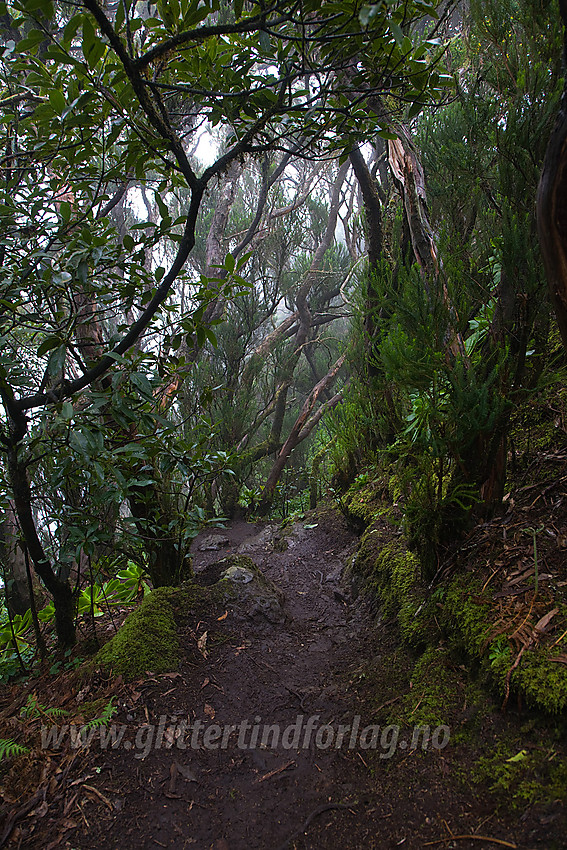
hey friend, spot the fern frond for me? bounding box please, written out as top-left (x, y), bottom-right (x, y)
top-left (0, 738), bottom-right (29, 760)
top-left (83, 698), bottom-right (117, 731)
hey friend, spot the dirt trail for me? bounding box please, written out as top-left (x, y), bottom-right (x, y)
top-left (51, 510), bottom-right (563, 849)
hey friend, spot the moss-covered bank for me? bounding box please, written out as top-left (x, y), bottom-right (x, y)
top-left (348, 514), bottom-right (436, 651)
top-left (346, 482), bottom-right (567, 717)
top-left (94, 582), bottom-right (230, 680)
top-left (443, 575), bottom-right (567, 715)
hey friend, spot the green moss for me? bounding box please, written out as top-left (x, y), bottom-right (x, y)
top-left (471, 738), bottom-right (567, 811)
top-left (443, 575), bottom-right (492, 657)
top-left (441, 575), bottom-right (567, 714)
top-left (365, 642), bottom-right (474, 731)
top-left (512, 648), bottom-right (567, 715)
top-left (219, 554), bottom-right (257, 572)
top-left (340, 480), bottom-right (394, 529)
top-left (396, 646), bottom-right (462, 728)
top-left (352, 524), bottom-right (434, 649)
top-left (76, 698), bottom-right (110, 720)
top-left (95, 587), bottom-right (180, 680)
top-left (387, 470), bottom-right (405, 506)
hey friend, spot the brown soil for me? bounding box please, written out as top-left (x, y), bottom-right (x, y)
top-left (1, 507), bottom-right (566, 850)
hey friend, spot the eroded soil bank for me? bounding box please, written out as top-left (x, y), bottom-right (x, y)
top-left (1, 508), bottom-right (566, 849)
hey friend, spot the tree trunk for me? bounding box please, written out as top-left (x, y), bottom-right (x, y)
top-left (537, 0), bottom-right (567, 352)
top-left (0, 501), bottom-right (31, 615)
top-left (4, 417), bottom-right (76, 646)
top-left (127, 487), bottom-right (189, 587)
top-left (350, 146), bottom-right (383, 351)
top-left (309, 438), bottom-right (335, 510)
top-left (259, 353), bottom-right (346, 510)
top-left (350, 146), bottom-right (399, 436)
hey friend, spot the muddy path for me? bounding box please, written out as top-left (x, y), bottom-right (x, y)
top-left (30, 509), bottom-right (565, 849)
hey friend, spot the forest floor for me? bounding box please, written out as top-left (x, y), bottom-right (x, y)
top-left (1, 506), bottom-right (566, 849)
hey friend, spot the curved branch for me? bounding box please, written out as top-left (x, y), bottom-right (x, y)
top-left (17, 184), bottom-right (204, 411)
top-left (134, 8), bottom-right (287, 71)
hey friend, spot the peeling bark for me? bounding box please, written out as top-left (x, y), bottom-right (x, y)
top-left (0, 501), bottom-right (31, 616)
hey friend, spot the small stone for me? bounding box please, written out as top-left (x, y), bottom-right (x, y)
top-left (221, 565), bottom-right (254, 584)
top-left (197, 535), bottom-right (230, 551)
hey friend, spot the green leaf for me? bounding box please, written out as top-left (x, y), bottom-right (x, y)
top-left (61, 401), bottom-right (74, 420)
top-left (37, 336), bottom-right (62, 357)
top-left (49, 89), bottom-right (66, 115)
top-left (82, 17), bottom-right (95, 59)
top-left (130, 372), bottom-right (153, 397)
top-left (205, 327), bottom-right (217, 348)
top-left (154, 191), bottom-right (169, 220)
top-left (22, 0), bottom-right (53, 15)
top-left (59, 201), bottom-right (71, 222)
top-left (506, 750), bottom-right (528, 763)
top-left (407, 100), bottom-right (423, 120)
top-left (70, 430), bottom-right (89, 453)
top-left (16, 29), bottom-right (46, 53)
top-left (390, 21), bottom-right (404, 45)
top-left (0, 739), bottom-right (29, 761)
top-left (359, 3), bottom-right (381, 27)
top-left (82, 18), bottom-right (106, 68)
top-left (63, 14), bottom-right (83, 46)
top-left (377, 129), bottom-right (398, 140)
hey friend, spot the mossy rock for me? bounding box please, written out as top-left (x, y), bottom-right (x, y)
top-left (196, 555), bottom-right (285, 624)
top-left (95, 587), bottom-right (180, 679)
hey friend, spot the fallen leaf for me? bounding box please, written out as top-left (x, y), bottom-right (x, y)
top-left (197, 631), bottom-right (208, 658)
top-left (204, 703), bottom-right (215, 720)
top-left (175, 762), bottom-right (198, 782)
top-left (506, 750), bottom-right (528, 763)
top-left (533, 608), bottom-right (559, 635)
top-left (33, 800), bottom-right (49, 818)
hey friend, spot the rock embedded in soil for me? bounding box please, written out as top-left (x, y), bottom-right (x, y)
top-left (197, 534), bottom-right (230, 551)
top-left (196, 554), bottom-right (286, 624)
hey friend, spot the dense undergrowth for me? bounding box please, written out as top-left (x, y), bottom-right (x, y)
top-left (332, 366), bottom-right (567, 816)
top-left (338, 373), bottom-right (567, 716)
